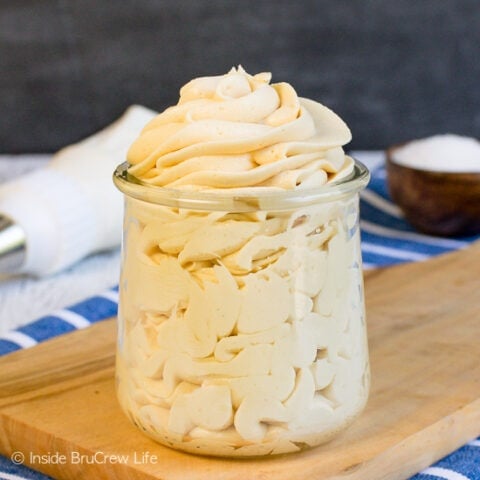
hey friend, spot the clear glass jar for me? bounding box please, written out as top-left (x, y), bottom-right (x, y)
top-left (113, 160), bottom-right (370, 457)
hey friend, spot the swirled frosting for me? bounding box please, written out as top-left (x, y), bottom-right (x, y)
top-left (116, 68), bottom-right (369, 457)
top-left (127, 66), bottom-right (353, 190)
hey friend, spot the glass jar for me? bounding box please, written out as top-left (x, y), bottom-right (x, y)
top-left (113, 160), bottom-right (370, 457)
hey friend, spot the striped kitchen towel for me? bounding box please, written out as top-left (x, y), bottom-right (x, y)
top-left (0, 287), bottom-right (118, 356)
top-left (0, 154), bottom-right (479, 480)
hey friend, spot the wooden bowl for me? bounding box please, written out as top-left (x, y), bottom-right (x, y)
top-left (386, 145), bottom-right (480, 237)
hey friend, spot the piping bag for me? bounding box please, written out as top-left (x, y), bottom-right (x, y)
top-left (0, 105), bottom-right (156, 276)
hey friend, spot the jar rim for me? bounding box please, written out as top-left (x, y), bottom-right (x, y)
top-left (113, 158), bottom-right (370, 211)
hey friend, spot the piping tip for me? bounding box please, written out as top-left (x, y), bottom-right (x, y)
top-left (0, 214), bottom-right (26, 273)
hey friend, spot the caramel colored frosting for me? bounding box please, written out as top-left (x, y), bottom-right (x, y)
top-left (127, 66), bottom-right (353, 191)
top-left (116, 68), bottom-right (368, 457)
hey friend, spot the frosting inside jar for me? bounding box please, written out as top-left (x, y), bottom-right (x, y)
top-left (115, 67), bottom-right (369, 457)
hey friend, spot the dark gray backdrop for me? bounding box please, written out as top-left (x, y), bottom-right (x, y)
top-left (1, 0), bottom-right (479, 152)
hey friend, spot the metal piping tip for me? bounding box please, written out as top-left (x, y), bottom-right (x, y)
top-left (0, 214), bottom-right (26, 273)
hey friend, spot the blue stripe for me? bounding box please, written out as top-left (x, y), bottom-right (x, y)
top-left (361, 249), bottom-right (407, 267)
top-left (367, 167), bottom-right (391, 198)
top-left (360, 199), bottom-right (413, 231)
top-left (0, 453), bottom-right (52, 479)
top-left (434, 441), bottom-right (480, 479)
top-left (69, 296), bottom-right (117, 323)
top-left (0, 339), bottom-right (22, 355)
top-left (17, 317), bottom-right (77, 342)
top-left (409, 436), bottom-right (480, 479)
top-left (0, 290), bottom-right (119, 358)
top-left (361, 231), bottom-right (453, 257)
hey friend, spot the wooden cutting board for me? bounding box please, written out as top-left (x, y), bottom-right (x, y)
top-left (1, 242), bottom-right (480, 480)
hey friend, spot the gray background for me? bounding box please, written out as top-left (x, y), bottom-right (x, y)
top-left (1, 0), bottom-right (479, 152)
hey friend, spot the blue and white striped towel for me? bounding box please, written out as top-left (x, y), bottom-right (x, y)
top-left (0, 156), bottom-right (479, 480)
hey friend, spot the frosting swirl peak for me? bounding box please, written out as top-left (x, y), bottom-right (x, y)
top-left (128, 66), bottom-right (353, 191)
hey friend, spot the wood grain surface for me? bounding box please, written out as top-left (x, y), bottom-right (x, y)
top-left (1, 242), bottom-right (479, 480)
